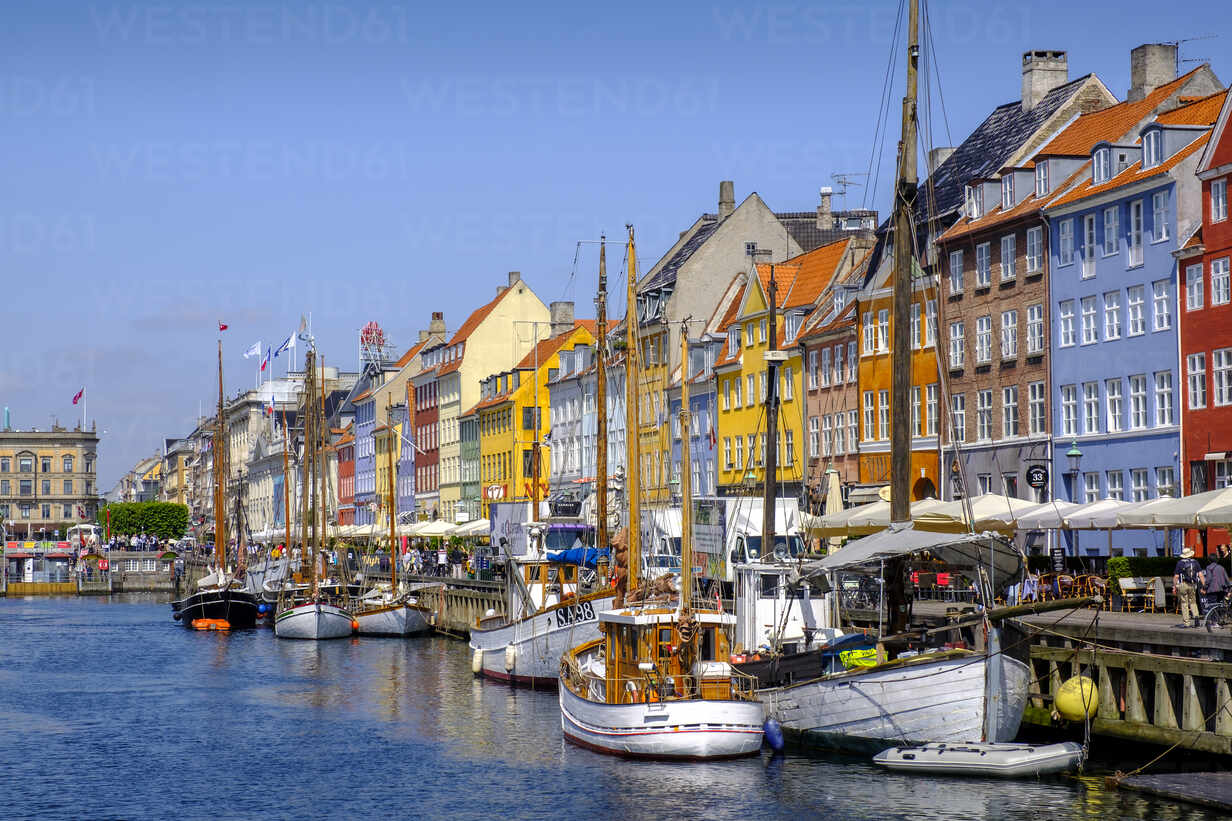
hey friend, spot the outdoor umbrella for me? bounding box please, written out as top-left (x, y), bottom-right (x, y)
top-left (913, 493), bottom-right (1044, 533)
top-left (1015, 500), bottom-right (1080, 530)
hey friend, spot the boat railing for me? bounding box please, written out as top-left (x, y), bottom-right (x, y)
top-left (561, 654), bottom-right (759, 703)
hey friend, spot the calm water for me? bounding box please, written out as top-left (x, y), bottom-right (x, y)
top-left (0, 595), bottom-right (1217, 821)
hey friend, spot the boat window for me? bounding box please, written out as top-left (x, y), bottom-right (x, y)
top-left (760, 574), bottom-right (780, 598)
top-left (744, 535), bottom-right (806, 561)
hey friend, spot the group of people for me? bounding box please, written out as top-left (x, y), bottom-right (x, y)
top-left (1172, 544), bottom-right (1231, 628)
top-left (401, 543), bottom-right (474, 578)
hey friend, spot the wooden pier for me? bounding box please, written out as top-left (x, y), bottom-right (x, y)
top-left (396, 574), bottom-right (506, 638)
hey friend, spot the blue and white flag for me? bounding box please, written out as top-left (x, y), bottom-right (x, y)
top-left (243, 341), bottom-right (262, 359)
top-left (274, 334), bottom-right (295, 357)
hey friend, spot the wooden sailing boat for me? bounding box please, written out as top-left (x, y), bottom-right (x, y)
top-left (557, 226), bottom-right (763, 759)
top-left (748, 0), bottom-right (1031, 752)
top-left (469, 236), bottom-right (617, 685)
top-left (353, 397), bottom-right (432, 636)
top-left (274, 347), bottom-right (356, 639)
top-left (173, 339), bottom-right (259, 629)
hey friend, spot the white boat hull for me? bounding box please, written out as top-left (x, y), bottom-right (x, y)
top-left (469, 594), bottom-right (614, 686)
top-left (873, 741), bottom-right (1084, 777)
top-left (274, 602), bottom-right (354, 640)
top-left (559, 680), bottom-right (763, 760)
top-left (761, 652), bottom-right (1030, 753)
top-left (354, 603), bottom-right (431, 636)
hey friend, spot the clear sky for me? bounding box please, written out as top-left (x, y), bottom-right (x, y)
top-left (3, 0), bottom-right (1230, 488)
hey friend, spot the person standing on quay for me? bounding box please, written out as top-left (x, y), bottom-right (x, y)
top-left (1173, 547), bottom-right (1205, 628)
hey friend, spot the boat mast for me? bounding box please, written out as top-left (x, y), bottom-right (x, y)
top-left (678, 320), bottom-right (692, 619)
top-left (620, 224), bottom-right (642, 606)
top-left (282, 408), bottom-right (291, 556)
top-left (214, 340), bottom-right (228, 574)
top-left (888, 0), bottom-right (920, 635)
top-left (762, 262), bottom-right (778, 557)
top-left (595, 236), bottom-right (608, 554)
top-left (302, 349), bottom-right (316, 597)
top-left (386, 395), bottom-right (398, 593)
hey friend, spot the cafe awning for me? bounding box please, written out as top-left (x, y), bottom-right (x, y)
top-left (800, 524), bottom-right (1024, 581)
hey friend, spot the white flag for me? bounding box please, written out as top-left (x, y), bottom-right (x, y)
top-left (243, 341), bottom-right (262, 359)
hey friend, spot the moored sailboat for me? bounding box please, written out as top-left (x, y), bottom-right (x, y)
top-left (558, 229), bottom-right (763, 759)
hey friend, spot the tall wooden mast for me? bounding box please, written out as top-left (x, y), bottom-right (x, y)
top-left (214, 340), bottom-right (228, 573)
top-left (888, 0), bottom-right (920, 634)
top-left (678, 320), bottom-right (692, 618)
top-left (594, 236), bottom-right (608, 553)
top-left (302, 349), bottom-right (316, 596)
top-left (622, 225), bottom-right (642, 605)
top-left (386, 396), bottom-right (398, 593)
top-left (762, 263), bottom-right (779, 556)
top-left (281, 408), bottom-right (291, 555)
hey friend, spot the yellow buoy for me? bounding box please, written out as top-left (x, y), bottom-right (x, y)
top-left (1055, 675), bottom-right (1098, 721)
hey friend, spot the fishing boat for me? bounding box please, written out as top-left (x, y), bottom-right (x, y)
top-left (558, 230), bottom-right (764, 760)
top-left (173, 339), bottom-right (259, 629)
top-left (274, 347), bottom-right (355, 640)
top-left (873, 741), bottom-right (1084, 778)
top-left (352, 401), bottom-right (432, 637)
top-left (469, 235), bottom-right (617, 684)
top-left (745, 0), bottom-right (1032, 754)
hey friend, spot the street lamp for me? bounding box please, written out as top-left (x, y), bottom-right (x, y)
top-left (1065, 440), bottom-right (1083, 475)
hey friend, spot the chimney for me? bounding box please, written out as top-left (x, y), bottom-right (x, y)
top-left (1021, 50), bottom-right (1068, 112)
top-left (1129, 43), bottom-right (1178, 102)
top-left (718, 180), bottom-right (735, 220)
top-left (928, 147), bottom-right (954, 175)
top-left (508, 270), bottom-right (521, 288)
top-left (816, 186), bottom-right (833, 231)
top-left (550, 300), bottom-right (575, 336)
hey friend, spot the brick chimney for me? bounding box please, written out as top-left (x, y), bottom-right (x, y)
top-left (1021, 50), bottom-right (1068, 112)
top-left (550, 300), bottom-right (575, 336)
top-left (1128, 43), bottom-right (1177, 102)
top-left (718, 180), bottom-right (735, 220)
top-left (419, 310), bottom-right (445, 342)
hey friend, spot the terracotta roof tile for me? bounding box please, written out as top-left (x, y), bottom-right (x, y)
top-left (1156, 90), bottom-right (1228, 126)
top-left (754, 237), bottom-right (854, 310)
top-left (394, 337), bottom-right (431, 368)
top-left (352, 387), bottom-right (373, 403)
top-left (1038, 68), bottom-right (1205, 157)
top-left (1047, 132), bottom-right (1211, 210)
top-left (513, 320), bottom-right (596, 369)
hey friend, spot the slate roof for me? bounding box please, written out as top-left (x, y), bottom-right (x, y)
top-left (917, 74), bottom-right (1099, 223)
top-left (776, 210), bottom-right (878, 253)
top-left (641, 216), bottom-right (720, 292)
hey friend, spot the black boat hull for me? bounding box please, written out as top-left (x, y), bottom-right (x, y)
top-left (173, 589), bottom-right (261, 628)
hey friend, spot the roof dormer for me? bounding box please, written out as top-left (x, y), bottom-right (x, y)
top-left (999, 167), bottom-right (1034, 210)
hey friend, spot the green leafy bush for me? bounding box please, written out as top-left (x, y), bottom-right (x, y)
top-left (96, 502), bottom-right (190, 540)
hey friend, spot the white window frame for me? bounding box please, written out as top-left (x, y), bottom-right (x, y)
top-left (1152, 280), bottom-right (1171, 331)
top-left (1002, 386), bottom-right (1019, 438)
top-left (1103, 291), bottom-right (1121, 340)
top-left (1059, 219), bottom-right (1074, 266)
top-left (1082, 214), bottom-right (1096, 278)
top-left (1212, 257), bottom-right (1231, 306)
top-left (1035, 161), bottom-right (1049, 197)
top-left (926, 383), bottom-right (939, 437)
top-left (1128, 200), bottom-right (1144, 267)
top-left (951, 394), bottom-right (967, 443)
top-left (949, 321), bottom-right (965, 369)
top-left (1080, 296), bottom-right (1097, 345)
top-left (975, 315), bottom-right (992, 363)
top-left (1083, 382), bottom-right (1100, 434)
top-left (1000, 309), bottom-right (1018, 359)
top-left (863, 391), bottom-right (875, 441)
top-left (1026, 303), bottom-right (1044, 353)
top-left (976, 389), bottom-right (993, 441)
top-left (1131, 468), bottom-right (1149, 502)
top-left (1002, 175), bottom-right (1014, 210)
top-left (1000, 234), bottom-right (1016, 281)
top-left (878, 389), bottom-right (889, 441)
top-left (1152, 190), bottom-right (1168, 242)
top-left (1106, 378), bottom-right (1124, 433)
top-left (1144, 129), bottom-right (1162, 168)
top-left (1155, 371), bottom-right (1174, 426)
top-left (877, 309), bottom-right (889, 353)
top-left (976, 242), bottom-right (991, 287)
top-left (862, 311), bottom-right (876, 355)
top-left (1212, 178), bottom-right (1228, 223)
top-left (1107, 470), bottom-right (1124, 501)
top-left (1093, 148), bottom-right (1110, 184)
top-left (910, 302), bottom-right (921, 349)
top-left (1186, 263), bottom-right (1204, 311)
top-left (1188, 353), bottom-right (1207, 409)
top-left (912, 386), bottom-right (922, 437)
top-left (814, 416), bottom-right (824, 458)
top-left (1026, 226), bottom-right (1043, 272)
top-left (1103, 206), bottom-right (1119, 256)
top-left (1215, 348), bottom-right (1232, 407)
top-left (1029, 381), bottom-right (1045, 435)
top-left (1058, 300), bottom-right (1075, 347)
top-left (948, 249), bottom-right (964, 294)
top-left (1083, 472), bottom-right (1100, 504)
top-left (1127, 286), bottom-right (1145, 336)
top-left (925, 299), bottom-right (937, 347)
top-left (1129, 374), bottom-right (1147, 430)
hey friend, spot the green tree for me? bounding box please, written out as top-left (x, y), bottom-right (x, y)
top-left (97, 502), bottom-right (190, 540)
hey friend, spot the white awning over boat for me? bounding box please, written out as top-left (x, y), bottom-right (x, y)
top-left (800, 524), bottom-right (1024, 581)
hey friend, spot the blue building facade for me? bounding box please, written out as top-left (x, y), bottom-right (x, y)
top-left (1046, 135), bottom-right (1189, 556)
top-left (395, 404), bottom-right (416, 517)
top-left (667, 339), bottom-right (720, 499)
top-left (354, 394), bottom-right (376, 526)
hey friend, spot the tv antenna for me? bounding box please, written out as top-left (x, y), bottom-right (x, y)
top-left (1168, 35), bottom-right (1217, 71)
top-left (830, 173), bottom-right (867, 210)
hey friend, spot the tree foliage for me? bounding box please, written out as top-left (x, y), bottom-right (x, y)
top-left (97, 502), bottom-right (190, 540)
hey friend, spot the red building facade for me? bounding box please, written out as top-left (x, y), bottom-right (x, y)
top-left (336, 427), bottom-right (355, 525)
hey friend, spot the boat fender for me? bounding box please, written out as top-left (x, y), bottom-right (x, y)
top-left (257, 603), bottom-right (268, 614)
top-left (1055, 675), bottom-right (1098, 721)
top-left (763, 718), bottom-right (785, 752)
top-left (351, 620), bottom-right (360, 633)
top-left (472, 648), bottom-right (484, 675)
top-left (172, 611), bottom-right (182, 621)
top-left (504, 644), bottom-right (517, 673)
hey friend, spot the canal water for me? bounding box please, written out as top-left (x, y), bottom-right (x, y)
top-left (0, 595), bottom-right (1219, 820)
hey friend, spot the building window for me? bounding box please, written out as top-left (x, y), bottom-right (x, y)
top-left (1080, 297), bottom-right (1097, 345)
top-left (976, 390), bottom-right (993, 441)
top-left (746, 374), bottom-right (755, 407)
top-left (1026, 303), bottom-right (1044, 353)
top-left (1129, 374), bottom-right (1147, 429)
top-left (1002, 175), bottom-right (1014, 210)
top-left (811, 416), bottom-right (822, 458)
top-left (951, 394), bottom-right (966, 443)
top-left (63, 479), bottom-right (72, 494)
top-left (1083, 472), bottom-right (1100, 503)
top-left (1103, 291), bottom-right (1121, 339)
top-left (1035, 161), bottom-right (1049, 197)
top-left (975, 315), bottom-right (992, 363)
top-left (1107, 471), bottom-right (1124, 501)
top-left (758, 319), bottom-right (767, 343)
top-left (847, 342), bottom-right (856, 381)
top-left (783, 366), bottom-right (794, 401)
top-left (1083, 382), bottom-right (1101, 434)
top-left (925, 300), bottom-right (937, 347)
top-left (810, 349), bottom-right (821, 389)
top-left (863, 391), bottom-right (874, 441)
top-left (949, 321), bottom-right (965, 369)
top-left (910, 303), bottom-right (921, 349)
top-left (1131, 468), bottom-right (1149, 502)
top-left (1106, 378), bottom-right (1124, 432)
top-left (1103, 206), bottom-right (1119, 256)
top-left (862, 312), bottom-right (874, 355)
top-left (912, 386), bottom-right (922, 436)
top-left (1213, 178), bottom-right (1228, 223)
top-left (833, 413), bottom-right (845, 455)
top-left (949, 250), bottom-right (963, 294)
top-left (1156, 467), bottom-right (1176, 498)
top-left (1002, 386), bottom-right (1019, 438)
top-left (1186, 263), bottom-right (1204, 311)
top-left (1061, 385), bottom-right (1077, 438)
top-left (1155, 371), bottom-right (1174, 426)
top-left (876, 310), bottom-right (889, 353)
top-left (1059, 219), bottom-right (1074, 266)
top-left (1029, 381), bottom-right (1046, 435)
top-left (784, 431), bottom-right (794, 466)
top-left (1000, 310), bottom-right (1018, 359)
top-left (1144, 130), bottom-right (1162, 168)
top-left (1215, 348), bottom-right (1232, 407)
top-left (847, 410), bottom-right (857, 452)
top-left (734, 436), bottom-right (743, 471)
top-left (1001, 234), bottom-right (1016, 281)
top-left (1152, 280), bottom-right (1171, 331)
top-left (1152, 191), bottom-right (1168, 242)
top-left (976, 242), bottom-right (991, 287)
top-left (1026, 227), bottom-right (1043, 272)
top-left (1188, 353), bottom-right (1207, 409)
top-left (1213, 257), bottom-right (1231, 305)
top-left (1003, 473), bottom-right (1019, 497)
top-left (1127, 286), bottom-right (1145, 336)
top-left (978, 474), bottom-right (993, 494)
top-left (759, 371), bottom-right (767, 402)
top-left (1128, 200), bottom-right (1144, 266)
top-left (1058, 300), bottom-right (1075, 347)
top-left (878, 390), bottom-right (889, 441)
top-left (1082, 214), bottom-right (1096, 278)
top-left (831, 345), bottom-right (842, 385)
top-left (1093, 148), bottom-right (1111, 184)
top-left (62, 455), bottom-right (73, 473)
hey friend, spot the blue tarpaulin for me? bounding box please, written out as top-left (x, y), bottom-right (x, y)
top-left (546, 547), bottom-right (610, 568)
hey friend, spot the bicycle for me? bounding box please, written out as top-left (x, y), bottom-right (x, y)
top-left (1203, 590), bottom-right (1232, 632)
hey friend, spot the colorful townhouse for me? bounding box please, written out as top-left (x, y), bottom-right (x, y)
top-left (936, 65), bottom-right (1218, 505)
top-left (410, 345), bottom-right (442, 520)
top-left (546, 346), bottom-right (627, 511)
top-left (666, 334), bottom-right (721, 499)
top-left (475, 315), bottom-right (595, 518)
top-left (1044, 91), bottom-right (1225, 555)
top-left (435, 273), bottom-right (550, 524)
top-left (1179, 91), bottom-right (1232, 498)
top-left (798, 294), bottom-right (861, 509)
top-left (336, 424), bottom-right (355, 526)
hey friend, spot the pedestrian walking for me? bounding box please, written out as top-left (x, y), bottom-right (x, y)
top-left (1173, 547), bottom-right (1205, 628)
top-left (1203, 553), bottom-right (1230, 614)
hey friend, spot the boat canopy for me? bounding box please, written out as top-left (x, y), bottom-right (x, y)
top-left (546, 546), bottom-right (609, 568)
top-left (800, 524), bottom-right (1024, 582)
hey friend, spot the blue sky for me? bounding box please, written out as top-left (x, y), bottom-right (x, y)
top-left (2, 0), bottom-right (1230, 487)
